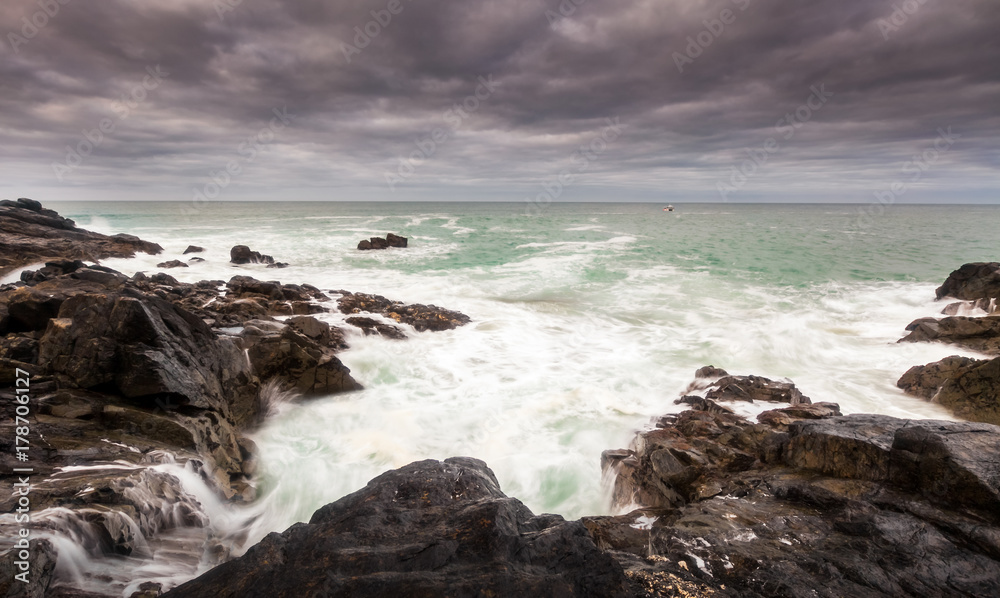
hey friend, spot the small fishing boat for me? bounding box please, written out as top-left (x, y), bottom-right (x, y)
top-left (663, 205), bottom-right (674, 212)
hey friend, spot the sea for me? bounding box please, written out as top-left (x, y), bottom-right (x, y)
top-left (18, 201), bottom-right (1000, 593)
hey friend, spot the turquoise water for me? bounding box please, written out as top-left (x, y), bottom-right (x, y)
top-left (37, 201), bottom-right (1000, 548)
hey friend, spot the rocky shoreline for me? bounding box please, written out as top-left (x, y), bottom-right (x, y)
top-left (2, 201), bottom-right (998, 597)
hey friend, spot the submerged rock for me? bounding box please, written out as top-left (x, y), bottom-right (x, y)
top-left (338, 291), bottom-right (471, 331)
top-left (156, 260), bottom-right (189, 269)
top-left (182, 245), bottom-right (204, 254)
top-left (357, 233), bottom-right (408, 250)
top-left (163, 458), bottom-right (630, 598)
top-left (230, 245), bottom-right (278, 266)
top-left (899, 315), bottom-right (1000, 355)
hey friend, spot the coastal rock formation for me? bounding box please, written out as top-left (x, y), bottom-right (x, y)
top-left (595, 370), bottom-right (1000, 597)
top-left (182, 245), bottom-right (204, 254)
top-left (898, 355), bottom-right (1000, 425)
top-left (0, 198), bottom-right (162, 277)
top-left (242, 325), bottom-right (362, 396)
top-left (229, 245), bottom-right (287, 268)
top-left (357, 233), bottom-right (408, 250)
top-left (163, 458), bottom-right (630, 598)
top-left (337, 291), bottom-right (471, 332)
top-left (936, 262), bottom-right (1000, 303)
top-left (345, 315), bottom-right (407, 339)
top-left (899, 315), bottom-right (1000, 355)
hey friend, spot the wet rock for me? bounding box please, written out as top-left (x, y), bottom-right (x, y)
top-left (898, 355), bottom-right (1000, 425)
top-left (182, 246), bottom-right (204, 254)
top-left (156, 260), bottom-right (188, 269)
top-left (899, 315), bottom-right (1000, 355)
top-left (229, 245), bottom-right (276, 265)
top-left (937, 262), bottom-right (1000, 302)
top-left (163, 458), bottom-right (630, 598)
top-left (345, 316), bottom-right (407, 340)
top-left (338, 291), bottom-right (471, 332)
top-left (357, 233), bottom-right (407, 250)
top-left (285, 315), bottom-right (348, 350)
top-left (0, 200), bottom-right (162, 278)
top-left (705, 374), bottom-right (810, 405)
top-left (0, 538), bottom-right (57, 598)
top-left (596, 370), bottom-right (1000, 597)
top-left (243, 327), bottom-right (361, 396)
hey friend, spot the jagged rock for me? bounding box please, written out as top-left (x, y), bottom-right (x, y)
top-left (345, 316), bottom-right (407, 340)
top-left (163, 458), bottom-right (630, 598)
top-left (704, 374), bottom-right (810, 405)
top-left (898, 355), bottom-right (1000, 425)
top-left (156, 260), bottom-right (188, 269)
top-left (357, 233), bottom-right (407, 250)
top-left (0, 200), bottom-right (162, 278)
top-left (899, 315), bottom-right (1000, 355)
top-left (182, 246), bottom-right (204, 254)
top-left (242, 327), bottom-right (361, 396)
top-left (937, 262), bottom-right (1000, 302)
top-left (338, 291), bottom-right (470, 332)
top-left (229, 245), bottom-right (276, 265)
top-left (597, 371), bottom-right (1000, 597)
top-left (285, 315), bottom-right (348, 350)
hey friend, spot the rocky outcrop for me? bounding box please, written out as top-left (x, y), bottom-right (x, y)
top-left (242, 324), bottom-right (361, 396)
top-left (0, 199), bottom-right (162, 277)
top-left (936, 262), bottom-right (1000, 303)
top-left (345, 315), bottom-right (407, 339)
top-left (163, 458), bottom-right (630, 598)
top-left (338, 291), bottom-right (471, 332)
top-left (357, 233), bottom-right (407, 250)
top-left (898, 355), bottom-right (1000, 425)
top-left (595, 370), bottom-right (1000, 597)
top-left (229, 245), bottom-right (286, 268)
top-left (899, 315), bottom-right (1000, 355)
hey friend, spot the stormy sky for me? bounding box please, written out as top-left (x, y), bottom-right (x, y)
top-left (1, 0), bottom-right (997, 203)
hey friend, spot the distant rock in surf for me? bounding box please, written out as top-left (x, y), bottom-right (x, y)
top-left (230, 244), bottom-right (286, 268)
top-left (157, 259), bottom-right (189, 269)
top-left (338, 291), bottom-right (470, 331)
top-left (357, 233), bottom-right (408, 250)
top-left (183, 245), bottom-right (205, 254)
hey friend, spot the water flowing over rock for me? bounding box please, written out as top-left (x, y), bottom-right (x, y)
top-left (163, 458), bottom-right (631, 598)
top-left (0, 199), bottom-right (162, 278)
top-left (229, 245), bottom-right (286, 268)
top-left (593, 370), bottom-right (1000, 597)
top-left (899, 315), bottom-right (1000, 355)
top-left (337, 291), bottom-right (471, 331)
top-left (898, 355), bottom-right (1000, 425)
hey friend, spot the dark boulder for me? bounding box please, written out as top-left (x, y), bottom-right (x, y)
top-left (898, 355), bottom-right (1000, 425)
top-left (156, 260), bottom-right (189, 269)
top-left (937, 262), bottom-right (1000, 302)
top-left (230, 245), bottom-right (277, 265)
top-left (899, 315), bottom-right (1000, 355)
top-left (163, 458), bottom-right (630, 598)
top-left (705, 373), bottom-right (810, 404)
top-left (182, 246), bottom-right (204, 254)
top-left (242, 326), bottom-right (361, 396)
top-left (358, 234), bottom-right (407, 250)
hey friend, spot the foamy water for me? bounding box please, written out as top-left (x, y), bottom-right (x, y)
top-left (25, 201), bottom-right (1000, 593)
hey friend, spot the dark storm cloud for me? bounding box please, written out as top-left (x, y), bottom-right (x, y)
top-left (0, 0), bottom-right (997, 202)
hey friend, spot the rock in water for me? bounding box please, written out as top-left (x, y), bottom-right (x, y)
top-left (386, 232), bottom-right (408, 248)
top-left (899, 315), bottom-right (1000, 355)
top-left (183, 245), bottom-right (204, 254)
top-left (163, 458), bottom-right (630, 598)
top-left (157, 260), bottom-right (189, 269)
top-left (596, 372), bottom-right (1000, 597)
top-left (898, 355), bottom-right (1000, 425)
top-left (357, 233), bottom-right (408, 250)
top-left (230, 245), bottom-right (277, 265)
top-left (936, 262), bottom-right (1000, 302)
